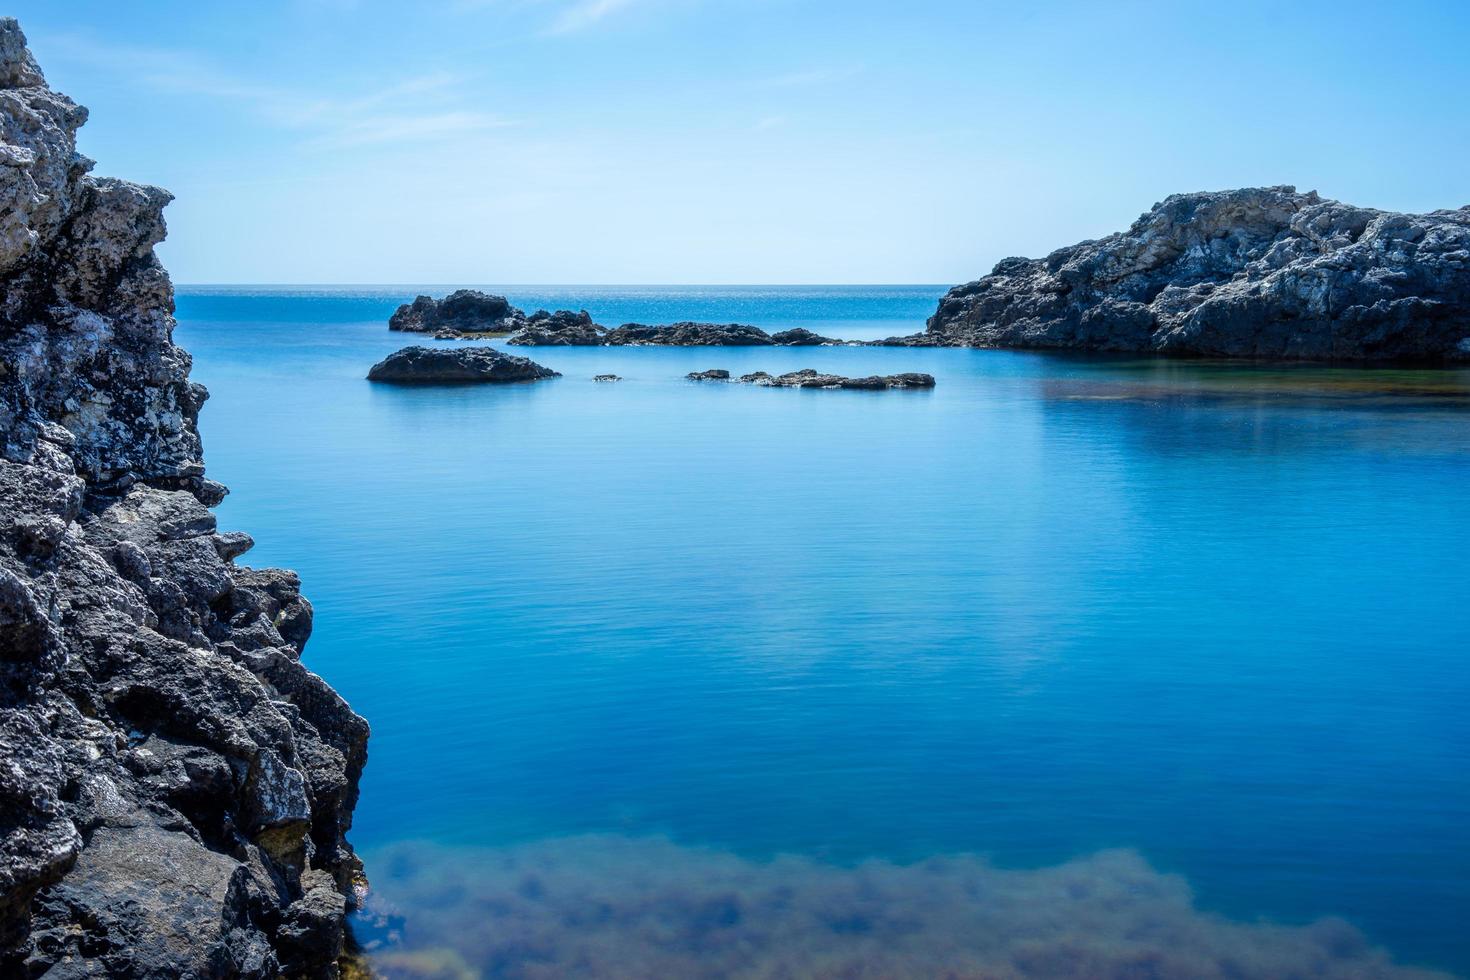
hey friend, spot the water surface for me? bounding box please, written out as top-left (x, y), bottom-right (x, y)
top-left (175, 286), bottom-right (1470, 978)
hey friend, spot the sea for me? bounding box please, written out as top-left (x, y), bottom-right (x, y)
top-left (174, 285), bottom-right (1470, 978)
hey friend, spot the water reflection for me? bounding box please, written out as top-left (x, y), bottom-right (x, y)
top-left (354, 837), bottom-right (1447, 979)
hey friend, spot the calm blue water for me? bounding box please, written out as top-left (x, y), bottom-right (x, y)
top-left (176, 286), bottom-right (1470, 978)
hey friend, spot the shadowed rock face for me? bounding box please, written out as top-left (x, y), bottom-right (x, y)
top-left (0, 19), bottom-right (367, 978)
top-left (366, 345), bottom-right (559, 384)
top-left (901, 186), bottom-right (1470, 360)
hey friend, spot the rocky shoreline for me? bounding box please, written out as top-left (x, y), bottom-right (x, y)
top-left (0, 20), bottom-right (366, 978)
top-left (889, 186), bottom-right (1470, 360)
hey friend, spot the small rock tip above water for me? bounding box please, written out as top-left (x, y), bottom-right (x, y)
top-left (366, 345), bottom-right (560, 384)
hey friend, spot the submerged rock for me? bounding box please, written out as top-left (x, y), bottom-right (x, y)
top-left (686, 369), bottom-right (731, 381)
top-left (604, 322), bottom-right (775, 346)
top-left (367, 346), bottom-right (559, 384)
top-left (0, 20), bottom-right (367, 977)
top-left (593, 374), bottom-right (621, 382)
top-left (737, 369), bottom-right (936, 389)
top-left (901, 186), bottom-right (1470, 360)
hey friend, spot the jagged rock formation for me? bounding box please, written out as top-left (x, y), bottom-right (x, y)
top-left (366, 346), bottom-right (559, 384)
top-left (716, 369), bottom-right (936, 390)
top-left (503, 310), bottom-right (606, 346)
top-left (390, 290), bottom-right (602, 341)
top-left (0, 19), bottom-right (367, 978)
top-left (901, 186), bottom-right (1470, 360)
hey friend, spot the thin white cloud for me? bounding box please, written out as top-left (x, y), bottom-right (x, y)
top-left (37, 33), bottom-right (511, 151)
top-left (547, 0), bottom-right (638, 34)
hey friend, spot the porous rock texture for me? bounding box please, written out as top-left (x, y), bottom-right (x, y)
top-left (0, 20), bottom-right (368, 978)
top-left (366, 345), bottom-right (559, 384)
top-left (901, 186), bottom-right (1470, 360)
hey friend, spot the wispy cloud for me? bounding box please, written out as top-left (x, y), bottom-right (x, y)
top-left (546, 0), bottom-right (639, 34)
top-left (39, 33), bottom-right (512, 150)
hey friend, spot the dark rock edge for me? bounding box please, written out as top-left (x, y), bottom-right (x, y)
top-left (1, 19), bottom-right (367, 979)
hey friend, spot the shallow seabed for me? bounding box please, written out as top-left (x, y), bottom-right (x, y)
top-left (176, 287), bottom-right (1470, 978)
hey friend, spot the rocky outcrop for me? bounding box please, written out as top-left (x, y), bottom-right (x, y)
top-left (0, 19), bottom-right (367, 978)
top-left (366, 345), bottom-right (559, 384)
top-left (503, 310), bottom-right (606, 346)
top-left (686, 369), bottom-right (731, 381)
top-left (770, 327), bottom-right (840, 346)
top-left (592, 374), bottom-right (621, 382)
top-left (902, 186), bottom-right (1470, 360)
top-left (604, 322), bottom-right (775, 346)
top-left (390, 291), bottom-right (602, 341)
top-left (735, 369), bottom-right (935, 390)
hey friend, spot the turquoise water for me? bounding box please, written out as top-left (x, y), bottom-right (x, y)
top-left (176, 286), bottom-right (1470, 977)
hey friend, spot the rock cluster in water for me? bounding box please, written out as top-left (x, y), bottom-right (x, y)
top-left (389, 296), bottom-right (845, 346)
top-left (895, 186), bottom-right (1470, 360)
top-left (388, 289), bottom-right (600, 340)
top-left (0, 20), bottom-right (367, 978)
top-left (367, 345), bottom-right (559, 384)
top-left (688, 368), bottom-right (935, 389)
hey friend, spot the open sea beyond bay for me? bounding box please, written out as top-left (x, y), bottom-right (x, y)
top-left (175, 285), bottom-right (1470, 978)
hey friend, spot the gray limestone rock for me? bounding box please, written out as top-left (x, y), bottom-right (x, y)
top-left (899, 186), bottom-right (1470, 360)
top-left (0, 19), bottom-right (367, 978)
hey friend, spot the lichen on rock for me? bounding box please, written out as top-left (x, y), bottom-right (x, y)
top-left (0, 18), bottom-right (367, 978)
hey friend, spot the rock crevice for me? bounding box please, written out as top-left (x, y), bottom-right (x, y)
top-left (0, 19), bottom-right (367, 978)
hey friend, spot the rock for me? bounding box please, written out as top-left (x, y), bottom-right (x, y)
top-left (903, 186), bottom-right (1470, 360)
top-left (366, 346), bottom-right (559, 385)
top-left (392, 292), bottom-right (605, 342)
top-left (736, 369), bottom-right (935, 389)
top-left (771, 327), bottom-right (840, 346)
top-left (503, 309), bottom-right (607, 346)
top-left (388, 290), bottom-right (516, 334)
top-left (0, 19), bottom-right (367, 978)
top-left (686, 369), bottom-right (731, 381)
top-left (592, 374), bottom-right (621, 382)
top-left (603, 322), bottom-right (775, 346)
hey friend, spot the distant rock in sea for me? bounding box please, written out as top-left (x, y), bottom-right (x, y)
top-left (593, 374), bottom-right (621, 382)
top-left (686, 369), bottom-right (732, 380)
top-left (504, 310), bottom-right (608, 345)
top-left (391, 290), bottom-right (601, 340)
top-left (367, 345), bottom-right (560, 384)
top-left (737, 369), bottom-right (936, 390)
top-left (604, 322), bottom-right (776, 346)
top-left (771, 327), bottom-right (841, 346)
top-left (888, 186), bottom-right (1470, 360)
top-left (0, 19), bottom-right (366, 978)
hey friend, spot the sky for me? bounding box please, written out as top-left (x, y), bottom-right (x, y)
top-left (11, 0), bottom-right (1470, 284)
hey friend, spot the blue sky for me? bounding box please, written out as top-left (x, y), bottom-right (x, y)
top-left (13, 1), bottom-right (1470, 284)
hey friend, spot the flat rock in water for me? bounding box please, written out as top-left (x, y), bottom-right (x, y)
top-left (895, 185), bottom-right (1470, 360)
top-left (367, 346), bottom-right (559, 384)
top-left (737, 369), bottom-right (935, 390)
top-left (686, 369), bottom-right (731, 380)
top-left (771, 327), bottom-right (841, 345)
top-left (593, 374), bottom-right (621, 382)
top-left (604, 322), bottom-right (775, 346)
